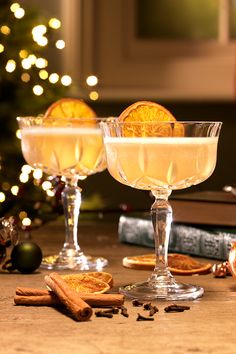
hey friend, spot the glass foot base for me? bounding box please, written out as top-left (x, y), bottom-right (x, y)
top-left (40, 254), bottom-right (108, 271)
top-left (119, 280), bottom-right (204, 301)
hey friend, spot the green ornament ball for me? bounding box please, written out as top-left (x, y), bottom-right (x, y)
top-left (11, 241), bottom-right (43, 274)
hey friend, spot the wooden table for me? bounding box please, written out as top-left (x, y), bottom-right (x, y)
top-left (1, 214), bottom-right (236, 354)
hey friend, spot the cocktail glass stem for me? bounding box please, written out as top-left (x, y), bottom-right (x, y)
top-left (149, 189), bottom-right (175, 288)
top-left (60, 176), bottom-right (82, 258)
top-left (52, 176), bottom-right (88, 269)
top-left (51, 176), bottom-right (108, 270)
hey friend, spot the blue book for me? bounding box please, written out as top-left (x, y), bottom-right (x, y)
top-left (118, 213), bottom-right (236, 260)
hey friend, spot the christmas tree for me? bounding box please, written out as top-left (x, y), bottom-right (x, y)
top-left (0, 0), bottom-right (72, 228)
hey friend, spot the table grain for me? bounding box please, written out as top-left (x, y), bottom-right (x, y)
top-left (0, 215), bottom-right (236, 354)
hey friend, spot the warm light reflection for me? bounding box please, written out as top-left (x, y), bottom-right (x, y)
top-left (21, 165), bottom-right (32, 174)
top-left (2, 182), bottom-right (10, 191)
top-left (10, 3), bottom-right (20, 12)
top-left (21, 73), bottom-right (30, 82)
top-left (39, 70), bottom-right (48, 80)
top-left (89, 91), bottom-right (99, 101)
top-left (19, 211), bottom-right (27, 219)
top-left (61, 75), bottom-right (72, 86)
top-left (32, 25), bottom-right (47, 38)
top-left (35, 58), bottom-right (48, 68)
top-left (33, 85), bottom-right (44, 96)
top-left (28, 54), bottom-right (37, 64)
top-left (22, 217), bottom-right (31, 226)
top-left (21, 58), bottom-right (32, 70)
top-left (1, 26), bottom-right (11, 35)
top-left (16, 129), bottom-right (21, 139)
top-left (56, 39), bottom-right (65, 49)
top-left (19, 49), bottom-right (28, 58)
top-left (86, 75), bottom-right (98, 86)
top-left (42, 181), bottom-right (52, 190)
top-left (19, 173), bottom-right (29, 183)
top-left (48, 18), bottom-right (61, 29)
top-left (14, 7), bottom-right (25, 19)
top-left (49, 73), bottom-right (59, 83)
top-left (11, 185), bottom-right (19, 196)
top-left (33, 169), bottom-right (43, 179)
top-left (0, 192), bottom-right (6, 203)
top-left (36, 36), bottom-right (48, 46)
top-left (6, 59), bottom-right (16, 73)
top-left (46, 190), bottom-right (55, 197)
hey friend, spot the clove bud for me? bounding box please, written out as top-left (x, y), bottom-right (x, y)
top-left (136, 313), bottom-right (154, 321)
top-left (132, 299), bottom-right (143, 307)
top-left (164, 304), bottom-right (190, 313)
top-left (120, 305), bottom-right (129, 317)
top-left (95, 310), bottom-right (113, 318)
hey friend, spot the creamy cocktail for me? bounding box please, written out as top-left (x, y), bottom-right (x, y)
top-left (101, 119), bottom-right (222, 300)
top-left (18, 116), bottom-right (107, 270)
top-left (21, 126), bottom-right (105, 177)
top-left (104, 136), bottom-right (218, 190)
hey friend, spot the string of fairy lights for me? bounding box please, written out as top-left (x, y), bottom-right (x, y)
top-left (0, 1), bottom-right (99, 228)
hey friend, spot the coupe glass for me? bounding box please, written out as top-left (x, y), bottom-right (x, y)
top-left (101, 120), bottom-right (222, 300)
top-left (17, 116), bottom-right (108, 270)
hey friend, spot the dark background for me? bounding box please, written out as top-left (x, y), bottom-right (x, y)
top-left (78, 100), bottom-right (236, 211)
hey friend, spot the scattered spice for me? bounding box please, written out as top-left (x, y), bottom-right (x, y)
top-left (136, 313), bottom-right (154, 321)
top-left (120, 305), bottom-right (129, 317)
top-left (143, 302), bottom-right (152, 310)
top-left (143, 302), bottom-right (159, 316)
top-left (95, 310), bottom-right (113, 318)
top-left (102, 307), bottom-right (119, 314)
top-left (164, 304), bottom-right (190, 313)
top-left (149, 305), bottom-right (159, 316)
top-left (132, 299), bottom-right (143, 307)
top-left (212, 262), bottom-right (230, 278)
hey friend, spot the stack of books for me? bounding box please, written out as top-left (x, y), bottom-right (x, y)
top-left (118, 191), bottom-right (236, 260)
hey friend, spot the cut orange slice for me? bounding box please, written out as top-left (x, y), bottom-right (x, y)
top-left (82, 271), bottom-right (114, 287)
top-left (44, 98), bottom-right (97, 126)
top-left (122, 253), bottom-right (212, 275)
top-left (118, 101), bottom-right (183, 137)
top-left (62, 273), bottom-right (111, 294)
top-left (119, 101), bottom-right (175, 123)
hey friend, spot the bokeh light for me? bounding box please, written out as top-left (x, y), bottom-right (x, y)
top-left (33, 85), bottom-right (44, 96)
top-left (61, 75), bottom-right (72, 86)
top-left (48, 18), bottom-right (61, 29)
top-left (86, 75), bottom-right (98, 86)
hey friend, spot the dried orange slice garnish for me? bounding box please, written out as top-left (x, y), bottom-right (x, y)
top-left (44, 97), bottom-right (97, 126)
top-left (119, 101), bottom-right (175, 123)
top-left (118, 101), bottom-right (184, 137)
top-left (62, 272), bottom-right (112, 294)
top-left (122, 253), bottom-right (212, 275)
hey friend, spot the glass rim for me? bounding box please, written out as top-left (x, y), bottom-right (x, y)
top-left (17, 116), bottom-right (109, 121)
top-left (100, 120), bottom-right (222, 125)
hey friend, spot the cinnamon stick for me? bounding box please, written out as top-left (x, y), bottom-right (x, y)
top-left (14, 287), bottom-right (125, 307)
top-left (44, 272), bottom-right (93, 321)
top-left (14, 294), bottom-right (59, 306)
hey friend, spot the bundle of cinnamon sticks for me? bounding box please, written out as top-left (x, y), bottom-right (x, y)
top-left (14, 272), bottom-right (124, 322)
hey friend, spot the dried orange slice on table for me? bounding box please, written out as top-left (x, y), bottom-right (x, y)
top-left (62, 271), bottom-right (113, 294)
top-left (122, 253), bottom-right (212, 275)
top-left (86, 271), bottom-right (113, 287)
top-left (44, 97), bottom-right (97, 125)
top-left (118, 100), bottom-right (184, 137)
